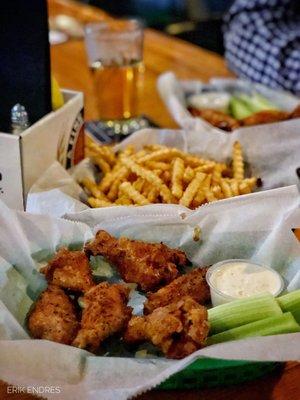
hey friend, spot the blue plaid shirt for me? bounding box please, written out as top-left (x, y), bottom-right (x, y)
top-left (223, 0), bottom-right (300, 95)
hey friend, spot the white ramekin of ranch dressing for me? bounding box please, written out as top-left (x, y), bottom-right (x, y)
top-left (187, 92), bottom-right (231, 113)
top-left (206, 259), bottom-right (284, 306)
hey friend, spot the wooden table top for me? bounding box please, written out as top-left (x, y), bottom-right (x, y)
top-left (1, 0), bottom-right (299, 399)
top-left (48, 0), bottom-right (232, 127)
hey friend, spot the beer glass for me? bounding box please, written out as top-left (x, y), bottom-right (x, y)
top-left (85, 19), bottom-right (144, 126)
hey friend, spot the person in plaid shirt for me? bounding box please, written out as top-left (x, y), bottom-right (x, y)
top-left (223, 0), bottom-right (300, 95)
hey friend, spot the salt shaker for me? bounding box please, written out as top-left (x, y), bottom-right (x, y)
top-left (11, 103), bottom-right (29, 134)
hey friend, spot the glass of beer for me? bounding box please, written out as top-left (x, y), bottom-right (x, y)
top-left (85, 19), bottom-right (144, 125)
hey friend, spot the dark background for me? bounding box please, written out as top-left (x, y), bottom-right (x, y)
top-left (81, 0), bottom-right (235, 55)
top-left (0, 0), bottom-right (51, 132)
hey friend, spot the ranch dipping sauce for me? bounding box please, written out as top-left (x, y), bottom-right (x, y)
top-left (187, 92), bottom-right (231, 113)
top-left (206, 259), bottom-right (284, 306)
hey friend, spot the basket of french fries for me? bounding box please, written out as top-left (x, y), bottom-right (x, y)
top-left (40, 116), bottom-right (298, 216)
top-left (157, 72), bottom-right (300, 134)
top-left (82, 139), bottom-right (257, 209)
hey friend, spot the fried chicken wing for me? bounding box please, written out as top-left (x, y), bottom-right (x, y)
top-left (289, 104), bottom-right (300, 119)
top-left (188, 107), bottom-right (240, 131)
top-left (41, 248), bottom-right (94, 293)
top-left (144, 267), bottom-right (210, 314)
top-left (124, 296), bottom-right (210, 359)
top-left (28, 285), bottom-right (79, 345)
top-left (85, 230), bottom-right (187, 291)
top-left (241, 110), bottom-right (289, 126)
top-left (72, 282), bottom-right (132, 352)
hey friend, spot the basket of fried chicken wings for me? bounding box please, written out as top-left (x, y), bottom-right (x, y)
top-left (0, 184), bottom-right (299, 399)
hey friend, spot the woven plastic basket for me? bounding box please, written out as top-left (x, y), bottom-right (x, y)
top-left (158, 358), bottom-right (279, 389)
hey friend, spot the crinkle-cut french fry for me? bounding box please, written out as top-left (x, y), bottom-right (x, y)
top-left (153, 170), bottom-right (173, 203)
top-left (121, 156), bottom-right (161, 185)
top-left (204, 188), bottom-right (218, 202)
top-left (212, 185), bottom-right (223, 199)
top-left (88, 197), bottom-right (112, 208)
top-left (86, 141), bottom-right (98, 150)
top-left (147, 186), bottom-right (159, 203)
top-left (100, 165), bottom-right (128, 193)
top-left (100, 147), bottom-right (116, 166)
top-left (152, 169), bottom-right (163, 177)
top-left (88, 145), bottom-right (113, 169)
top-left (220, 179), bottom-right (232, 198)
top-left (192, 191), bottom-right (206, 208)
top-left (81, 178), bottom-right (109, 201)
top-left (218, 163), bottom-right (228, 171)
top-left (121, 156), bottom-right (172, 203)
top-left (171, 157), bottom-right (185, 199)
top-left (141, 180), bottom-right (151, 197)
top-left (87, 149), bottom-right (115, 170)
top-left (115, 195), bottom-right (133, 205)
top-left (230, 179), bottom-right (240, 196)
top-left (180, 172), bottom-right (206, 207)
top-left (98, 172), bottom-right (113, 193)
top-left (144, 161), bottom-right (171, 171)
top-left (183, 166), bottom-right (195, 184)
top-left (85, 148), bottom-right (97, 159)
top-left (182, 154), bottom-right (208, 168)
top-left (162, 170), bottom-right (171, 184)
top-left (133, 177), bottom-right (145, 193)
top-left (122, 145), bottom-right (135, 156)
top-left (138, 148), bottom-right (182, 163)
top-left (92, 156), bottom-right (111, 174)
top-left (142, 187), bottom-right (151, 199)
top-left (144, 144), bottom-right (164, 151)
top-left (107, 183), bottom-right (119, 202)
top-left (194, 162), bottom-right (216, 173)
top-left (81, 177), bottom-right (97, 194)
top-left (121, 198), bottom-right (134, 206)
top-left (232, 141), bottom-right (244, 180)
top-left (115, 175), bottom-right (139, 202)
top-left (243, 177), bottom-right (257, 190)
top-left (88, 143), bottom-right (116, 166)
top-left (239, 181), bottom-right (252, 194)
top-left (85, 134), bottom-right (96, 148)
top-left (202, 174), bottom-right (212, 189)
top-left (120, 182), bottom-right (150, 206)
top-left (107, 176), bottom-right (126, 201)
top-left (211, 165), bottom-right (223, 184)
top-left (159, 185), bottom-right (174, 204)
top-left (133, 150), bottom-right (148, 160)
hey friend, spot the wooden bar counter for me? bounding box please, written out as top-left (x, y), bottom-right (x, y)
top-left (48, 0), bottom-right (233, 127)
top-left (0, 0), bottom-right (299, 399)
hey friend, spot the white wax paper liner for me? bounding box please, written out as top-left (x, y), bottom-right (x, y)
top-left (0, 334), bottom-right (300, 400)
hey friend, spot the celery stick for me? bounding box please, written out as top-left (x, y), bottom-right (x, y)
top-left (208, 293), bottom-right (282, 334)
top-left (277, 290), bottom-right (300, 324)
top-left (207, 312), bottom-right (300, 345)
top-left (239, 93), bottom-right (278, 113)
top-left (252, 93), bottom-right (279, 111)
top-left (238, 94), bottom-right (262, 113)
top-left (230, 96), bottom-right (252, 119)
